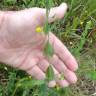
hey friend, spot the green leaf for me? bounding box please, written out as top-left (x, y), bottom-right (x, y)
top-left (72, 17), bottom-right (79, 30)
top-left (39, 84), bottom-right (48, 96)
top-left (6, 72), bottom-right (16, 95)
top-left (86, 71), bottom-right (96, 80)
top-left (0, 85), bottom-right (3, 96)
top-left (74, 20), bottom-right (92, 56)
top-left (4, 0), bottom-right (16, 4)
top-left (46, 65), bottom-right (55, 81)
top-left (44, 42), bottom-right (54, 58)
top-left (22, 88), bottom-right (30, 96)
top-left (86, 0), bottom-right (96, 14)
top-left (22, 0), bottom-right (30, 5)
top-left (17, 78), bottom-right (45, 88)
top-left (22, 0), bottom-right (27, 4)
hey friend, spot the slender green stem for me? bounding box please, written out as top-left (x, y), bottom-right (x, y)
top-left (11, 85), bottom-right (19, 96)
top-left (44, 0), bottom-right (55, 81)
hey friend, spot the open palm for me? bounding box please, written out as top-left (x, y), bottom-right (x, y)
top-left (0, 3), bottom-right (78, 87)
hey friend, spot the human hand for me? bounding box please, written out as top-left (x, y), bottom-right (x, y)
top-left (0, 3), bottom-right (78, 87)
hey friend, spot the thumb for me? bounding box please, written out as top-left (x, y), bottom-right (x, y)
top-left (41, 3), bottom-right (68, 23)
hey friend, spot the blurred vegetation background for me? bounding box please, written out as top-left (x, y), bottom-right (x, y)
top-left (0, 0), bottom-right (96, 96)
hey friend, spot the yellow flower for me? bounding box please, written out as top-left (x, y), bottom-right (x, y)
top-left (36, 27), bottom-right (43, 33)
top-left (80, 21), bottom-right (83, 25)
top-left (29, 76), bottom-right (32, 79)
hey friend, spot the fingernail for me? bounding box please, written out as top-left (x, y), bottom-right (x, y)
top-left (48, 80), bottom-right (56, 88)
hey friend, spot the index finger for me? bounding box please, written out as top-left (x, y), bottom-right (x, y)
top-left (33, 3), bottom-right (68, 26)
top-left (49, 33), bottom-right (78, 71)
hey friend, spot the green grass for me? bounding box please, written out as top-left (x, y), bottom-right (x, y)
top-left (0, 0), bottom-right (96, 96)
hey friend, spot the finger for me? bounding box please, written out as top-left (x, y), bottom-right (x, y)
top-left (48, 80), bottom-right (56, 88)
top-left (56, 80), bottom-right (69, 88)
top-left (48, 67), bottom-right (69, 88)
top-left (64, 69), bottom-right (77, 84)
top-left (31, 3), bottom-right (67, 25)
top-left (37, 58), bottom-right (59, 74)
top-left (41, 3), bottom-right (68, 23)
top-left (37, 59), bottom-right (49, 72)
top-left (50, 55), bottom-right (77, 84)
top-left (55, 73), bottom-right (69, 87)
top-left (37, 58), bottom-right (57, 87)
top-left (37, 59), bottom-right (70, 87)
top-left (50, 55), bottom-right (67, 73)
top-left (49, 33), bottom-right (78, 71)
top-left (16, 55), bottom-right (38, 71)
top-left (24, 53), bottom-right (46, 80)
top-left (36, 56), bottom-right (70, 87)
top-left (15, 52), bottom-right (45, 80)
top-left (27, 65), bottom-right (45, 80)
top-left (48, 67), bottom-right (60, 88)
top-left (38, 59), bottom-right (60, 75)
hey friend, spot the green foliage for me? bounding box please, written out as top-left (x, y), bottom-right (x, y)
top-left (86, 0), bottom-right (96, 16)
top-left (0, 85), bottom-right (3, 96)
top-left (22, 89), bottom-right (30, 96)
top-left (0, 0), bottom-right (96, 96)
top-left (11, 78), bottom-right (45, 96)
top-left (17, 78), bottom-right (45, 89)
top-left (73, 20), bottom-right (92, 56)
top-left (38, 84), bottom-right (48, 96)
top-left (6, 72), bottom-right (16, 96)
top-left (4, 0), bottom-right (17, 5)
top-left (46, 65), bottom-right (55, 81)
top-left (44, 42), bottom-right (54, 58)
top-left (86, 71), bottom-right (96, 80)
